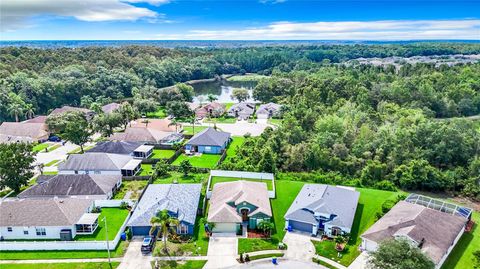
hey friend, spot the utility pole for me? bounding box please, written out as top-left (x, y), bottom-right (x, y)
top-left (103, 217), bottom-right (112, 269)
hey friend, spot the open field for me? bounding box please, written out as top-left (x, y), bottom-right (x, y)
top-left (172, 153), bottom-right (221, 169)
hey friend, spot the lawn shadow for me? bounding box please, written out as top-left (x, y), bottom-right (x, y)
top-left (441, 221), bottom-right (476, 269)
top-left (348, 203), bottom-right (364, 246)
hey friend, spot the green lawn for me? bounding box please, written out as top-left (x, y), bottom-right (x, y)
top-left (225, 136), bottom-right (245, 158)
top-left (172, 153), bottom-right (221, 169)
top-left (113, 180), bottom-right (149, 200)
top-left (312, 188), bottom-right (401, 266)
top-left (139, 163), bottom-right (153, 176)
top-left (210, 176), bottom-right (273, 191)
top-left (0, 263), bottom-right (120, 269)
top-left (47, 144), bottom-right (61, 152)
top-left (182, 125), bottom-right (208, 136)
top-left (152, 172), bottom-right (208, 184)
top-left (45, 159), bottom-right (60, 167)
top-left (146, 107), bottom-right (167, 118)
top-left (0, 241), bottom-right (128, 260)
top-left (150, 149), bottom-right (176, 159)
top-left (203, 117), bottom-right (236, 124)
top-left (153, 260), bottom-right (207, 269)
top-left (76, 208), bottom-right (129, 241)
top-left (442, 211), bottom-right (480, 269)
top-left (42, 171), bottom-right (58, 175)
top-left (268, 118), bottom-right (282, 126)
top-left (32, 143), bottom-right (50, 152)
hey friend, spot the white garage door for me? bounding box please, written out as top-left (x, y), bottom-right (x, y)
top-left (213, 223), bottom-right (237, 233)
top-left (257, 114), bottom-right (269, 119)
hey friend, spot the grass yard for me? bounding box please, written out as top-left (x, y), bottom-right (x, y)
top-left (442, 211), bottom-right (480, 269)
top-left (182, 125), bottom-right (208, 136)
top-left (76, 208), bottom-right (129, 241)
top-left (209, 176), bottom-right (273, 191)
top-left (150, 149), bottom-right (176, 159)
top-left (42, 171), bottom-right (58, 175)
top-left (146, 107), bottom-right (167, 118)
top-left (312, 188), bottom-right (402, 266)
top-left (0, 241), bottom-right (128, 260)
top-left (152, 260), bottom-right (207, 269)
top-left (268, 118), bottom-right (282, 126)
top-left (225, 136), bottom-right (245, 158)
top-left (45, 159), bottom-right (61, 167)
top-left (32, 142), bottom-right (50, 152)
top-left (172, 153), bottom-right (221, 169)
top-left (203, 117), bottom-right (236, 124)
top-left (0, 263), bottom-right (121, 269)
top-left (113, 180), bottom-right (149, 200)
top-left (152, 172), bottom-right (208, 184)
top-left (139, 163), bottom-right (153, 176)
top-left (47, 144), bottom-right (61, 152)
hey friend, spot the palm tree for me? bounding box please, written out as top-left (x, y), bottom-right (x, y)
top-left (168, 118), bottom-right (179, 132)
top-left (8, 103), bottom-right (24, 122)
top-left (150, 209), bottom-right (180, 253)
top-left (24, 104), bottom-right (35, 119)
top-left (188, 115), bottom-right (196, 135)
top-left (207, 94), bottom-right (218, 103)
top-left (257, 220), bottom-right (274, 237)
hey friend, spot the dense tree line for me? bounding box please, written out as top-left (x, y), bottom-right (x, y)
top-left (221, 63), bottom-right (480, 199)
top-left (1, 43), bottom-right (480, 121)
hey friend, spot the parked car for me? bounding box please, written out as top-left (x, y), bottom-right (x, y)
top-left (48, 135), bottom-right (61, 142)
top-left (141, 236), bottom-right (155, 254)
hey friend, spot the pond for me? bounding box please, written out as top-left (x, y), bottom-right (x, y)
top-left (191, 79), bottom-right (257, 103)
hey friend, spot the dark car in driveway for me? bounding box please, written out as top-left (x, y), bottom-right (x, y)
top-left (141, 236), bottom-right (155, 254)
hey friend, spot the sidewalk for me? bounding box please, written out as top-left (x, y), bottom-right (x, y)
top-left (0, 258), bottom-right (122, 264)
top-left (313, 255), bottom-right (348, 269)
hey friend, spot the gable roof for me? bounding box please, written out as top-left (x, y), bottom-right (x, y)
top-left (109, 128), bottom-right (174, 143)
top-left (130, 119), bottom-right (178, 132)
top-left (127, 184), bottom-right (201, 226)
top-left (87, 141), bottom-right (143, 155)
top-left (285, 184), bottom-right (359, 229)
top-left (208, 181), bottom-right (272, 223)
top-left (361, 201), bottom-right (468, 265)
top-left (18, 174), bottom-right (121, 198)
top-left (102, 103), bottom-right (121, 114)
top-left (24, 116), bottom-right (47, 124)
top-left (58, 153), bottom-right (133, 171)
top-left (257, 103), bottom-right (282, 115)
top-left (0, 198), bottom-right (93, 227)
top-left (0, 122), bottom-right (49, 140)
top-left (228, 102), bottom-right (255, 115)
top-left (187, 127), bottom-right (230, 147)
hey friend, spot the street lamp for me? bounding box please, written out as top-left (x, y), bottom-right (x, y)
top-left (102, 216), bottom-right (112, 269)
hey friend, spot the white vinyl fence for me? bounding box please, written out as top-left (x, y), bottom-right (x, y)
top-left (0, 205), bottom-right (132, 251)
top-left (206, 170), bottom-right (275, 199)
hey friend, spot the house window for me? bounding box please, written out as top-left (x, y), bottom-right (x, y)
top-left (7, 227), bottom-right (12, 232)
top-left (23, 227), bottom-right (29, 235)
top-left (205, 146), bottom-right (211, 152)
top-left (94, 171), bottom-right (100, 174)
top-left (178, 224), bottom-right (188, 234)
top-left (36, 227), bottom-right (46, 236)
top-left (74, 170), bottom-right (78, 174)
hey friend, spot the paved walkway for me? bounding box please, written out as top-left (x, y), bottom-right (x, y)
top-left (204, 236), bottom-right (238, 269)
top-left (347, 252), bottom-right (369, 269)
top-left (117, 239), bottom-right (151, 269)
top-left (283, 232), bottom-right (316, 262)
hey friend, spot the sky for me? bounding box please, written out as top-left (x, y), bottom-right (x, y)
top-left (1, 0), bottom-right (479, 40)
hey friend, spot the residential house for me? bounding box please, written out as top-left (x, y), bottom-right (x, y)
top-left (284, 184), bottom-right (359, 237)
top-left (256, 103), bottom-right (282, 119)
top-left (87, 141), bottom-right (153, 159)
top-left (58, 153), bottom-right (142, 176)
top-left (227, 103), bottom-right (255, 120)
top-left (18, 174), bottom-right (122, 199)
top-left (50, 106), bottom-right (96, 121)
top-left (0, 121), bottom-right (49, 143)
top-left (195, 102), bottom-right (226, 118)
top-left (361, 195), bottom-right (472, 269)
top-left (109, 119), bottom-right (183, 145)
top-left (101, 102), bottom-right (121, 114)
top-left (127, 184), bottom-right (202, 236)
top-left (208, 181), bottom-right (272, 234)
top-left (0, 198), bottom-right (97, 240)
top-left (24, 116), bottom-right (47, 124)
top-left (185, 127), bottom-right (230, 154)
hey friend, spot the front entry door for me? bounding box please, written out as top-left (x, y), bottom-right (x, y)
top-left (241, 209), bottom-right (249, 221)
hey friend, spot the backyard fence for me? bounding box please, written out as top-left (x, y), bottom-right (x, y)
top-left (216, 149), bottom-right (227, 167)
top-left (206, 170), bottom-right (276, 199)
top-left (0, 210), bottom-right (132, 251)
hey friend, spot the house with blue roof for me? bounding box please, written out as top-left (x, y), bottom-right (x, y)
top-left (284, 184), bottom-right (359, 237)
top-left (127, 184), bottom-right (202, 236)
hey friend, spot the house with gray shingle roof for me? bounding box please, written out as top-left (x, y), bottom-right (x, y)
top-left (0, 198), bottom-right (96, 240)
top-left (127, 184), bottom-right (202, 236)
top-left (0, 121), bottom-right (49, 143)
top-left (58, 153), bottom-right (142, 176)
top-left (361, 199), bottom-right (470, 269)
top-left (18, 174), bottom-right (122, 199)
top-left (256, 103), bottom-right (282, 119)
top-left (185, 127), bottom-right (231, 154)
top-left (87, 141), bottom-right (153, 159)
top-left (50, 106), bottom-right (96, 121)
top-left (284, 184), bottom-right (359, 237)
top-left (227, 102), bottom-right (255, 120)
top-left (101, 102), bottom-right (120, 114)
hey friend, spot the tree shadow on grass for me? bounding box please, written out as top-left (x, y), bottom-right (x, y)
top-left (348, 203), bottom-right (364, 246)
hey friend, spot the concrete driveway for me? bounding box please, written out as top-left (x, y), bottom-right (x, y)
top-left (35, 142), bottom-right (78, 166)
top-left (204, 236), bottom-right (238, 269)
top-left (118, 239), bottom-right (152, 269)
top-left (348, 252), bottom-right (369, 269)
top-left (228, 259), bottom-right (326, 269)
top-left (283, 232), bottom-right (316, 262)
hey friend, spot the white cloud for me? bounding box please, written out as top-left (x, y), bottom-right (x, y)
top-left (154, 19), bottom-right (480, 40)
top-left (0, 0), bottom-right (166, 31)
